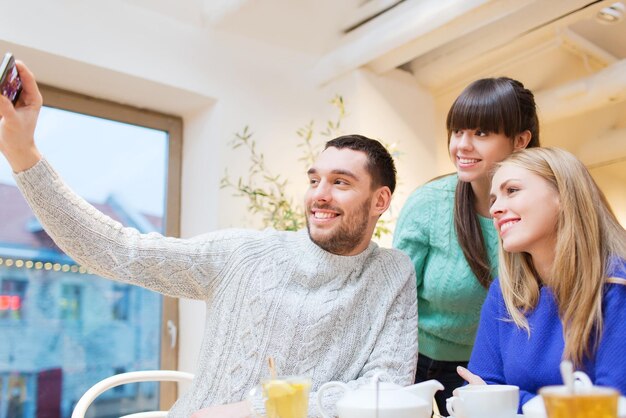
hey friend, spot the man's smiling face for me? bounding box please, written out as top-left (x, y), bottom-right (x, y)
top-left (304, 147), bottom-right (377, 256)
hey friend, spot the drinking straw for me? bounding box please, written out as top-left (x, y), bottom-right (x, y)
top-left (268, 357), bottom-right (277, 380)
top-left (560, 360), bottom-right (575, 393)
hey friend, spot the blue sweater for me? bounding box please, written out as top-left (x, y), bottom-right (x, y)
top-left (468, 260), bottom-right (626, 410)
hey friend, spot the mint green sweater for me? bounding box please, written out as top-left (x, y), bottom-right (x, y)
top-left (393, 174), bottom-right (499, 361)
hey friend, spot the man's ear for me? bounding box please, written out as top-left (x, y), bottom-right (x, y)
top-left (514, 130), bottom-right (532, 151)
top-left (372, 186), bottom-right (392, 217)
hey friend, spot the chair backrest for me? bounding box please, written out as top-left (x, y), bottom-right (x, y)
top-left (71, 370), bottom-right (195, 418)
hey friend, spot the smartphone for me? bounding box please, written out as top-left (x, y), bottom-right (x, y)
top-left (0, 52), bottom-right (22, 105)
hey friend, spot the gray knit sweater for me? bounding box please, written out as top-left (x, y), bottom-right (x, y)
top-left (15, 159), bottom-right (418, 418)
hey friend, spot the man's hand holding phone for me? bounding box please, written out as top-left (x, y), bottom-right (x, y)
top-left (0, 53), bottom-right (23, 105)
top-left (0, 54), bottom-right (44, 173)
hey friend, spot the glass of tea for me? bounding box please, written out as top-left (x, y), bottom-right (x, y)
top-left (540, 385), bottom-right (619, 418)
top-left (249, 375), bottom-right (311, 418)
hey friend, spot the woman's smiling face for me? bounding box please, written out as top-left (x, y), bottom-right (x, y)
top-left (449, 129), bottom-right (516, 184)
top-left (489, 164), bottom-right (560, 258)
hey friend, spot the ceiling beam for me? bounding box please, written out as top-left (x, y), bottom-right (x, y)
top-left (407, 0), bottom-right (615, 94)
top-left (311, 0), bottom-right (500, 85)
top-left (341, 0), bottom-right (404, 33)
top-left (559, 27), bottom-right (618, 67)
top-left (535, 58), bottom-right (626, 122)
top-left (369, 0), bottom-right (541, 74)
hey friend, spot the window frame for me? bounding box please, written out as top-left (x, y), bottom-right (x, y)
top-left (39, 84), bottom-right (183, 410)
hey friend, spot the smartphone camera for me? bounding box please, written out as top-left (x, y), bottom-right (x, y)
top-left (0, 52), bottom-right (22, 105)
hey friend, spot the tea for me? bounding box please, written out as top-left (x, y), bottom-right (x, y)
top-left (263, 378), bottom-right (311, 418)
top-left (542, 389), bottom-right (618, 418)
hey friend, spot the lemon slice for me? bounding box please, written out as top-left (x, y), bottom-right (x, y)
top-left (265, 381), bottom-right (298, 398)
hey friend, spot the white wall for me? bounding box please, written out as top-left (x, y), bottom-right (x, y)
top-left (0, 0), bottom-right (438, 375)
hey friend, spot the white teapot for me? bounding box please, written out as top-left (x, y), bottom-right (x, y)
top-left (316, 372), bottom-right (443, 418)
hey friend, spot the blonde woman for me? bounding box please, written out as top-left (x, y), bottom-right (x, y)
top-left (459, 147), bottom-right (626, 409)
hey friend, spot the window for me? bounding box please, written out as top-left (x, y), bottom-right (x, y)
top-left (112, 285), bottom-right (130, 321)
top-left (0, 85), bottom-right (182, 417)
top-left (0, 279), bottom-right (27, 320)
top-left (7, 375), bottom-right (26, 418)
top-left (0, 373), bottom-right (34, 418)
top-left (60, 284), bottom-right (82, 321)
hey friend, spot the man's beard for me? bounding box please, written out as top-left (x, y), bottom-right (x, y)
top-left (306, 197), bottom-right (371, 255)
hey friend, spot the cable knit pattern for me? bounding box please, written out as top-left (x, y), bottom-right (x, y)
top-left (393, 174), bottom-right (499, 361)
top-left (14, 159), bottom-right (418, 418)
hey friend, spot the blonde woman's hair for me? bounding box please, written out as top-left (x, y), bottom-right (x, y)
top-left (495, 147), bottom-right (626, 366)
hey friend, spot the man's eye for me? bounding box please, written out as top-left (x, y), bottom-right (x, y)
top-left (335, 179), bottom-right (348, 185)
top-left (309, 178), bottom-right (319, 185)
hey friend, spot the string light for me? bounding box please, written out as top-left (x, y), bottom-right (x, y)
top-left (0, 257), bottom-right (89, 274)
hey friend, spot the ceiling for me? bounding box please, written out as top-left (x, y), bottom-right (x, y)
top-left (122, 0), bottom-right (364, 54)
top-left (121, 0), bottom-right (626, 95)
top-left (122, 0), bottom-right (626, 176)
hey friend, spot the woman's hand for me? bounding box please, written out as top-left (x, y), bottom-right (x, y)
top-left (457, 366), bottom-right (486, 385)
top-left (0, 60), bottom-right (43, 173)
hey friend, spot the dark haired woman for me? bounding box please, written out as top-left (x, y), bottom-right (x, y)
top-left (393, 77), bottom-right (540, 414)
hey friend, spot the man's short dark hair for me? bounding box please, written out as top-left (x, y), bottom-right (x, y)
top-left (324, 134), bottom-right (397, 194)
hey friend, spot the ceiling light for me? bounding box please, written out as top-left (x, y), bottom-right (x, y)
top-left (596, 2), bottom-right (625, 24)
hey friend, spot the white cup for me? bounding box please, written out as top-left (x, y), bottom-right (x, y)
top-left (446, 384), bottom-right (519, 418)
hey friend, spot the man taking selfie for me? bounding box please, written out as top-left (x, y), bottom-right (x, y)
top-left (0, 61), bottom-right (418, 418)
